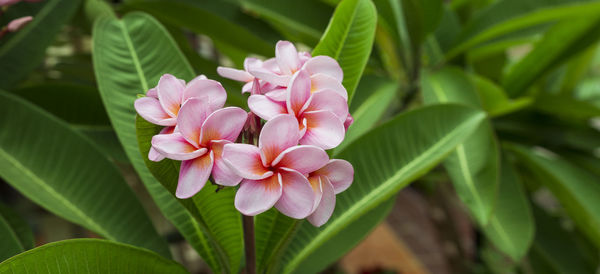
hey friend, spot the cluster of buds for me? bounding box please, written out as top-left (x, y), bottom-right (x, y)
top-left (0, 0), bottom-right (40, 39)
top-left (135, 41), bottom-right (354, 227)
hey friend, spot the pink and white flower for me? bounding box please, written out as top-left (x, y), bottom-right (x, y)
top-left (134, 74), bottom-right (226, 127)
top-left (150, 98), bottom-right (248, 198)
top-left (248, 69), bottom-right (348, 149)
top-left (306, 159), bottom-right (354, 227)
top-left (222, 114), bottom-right (329, 218)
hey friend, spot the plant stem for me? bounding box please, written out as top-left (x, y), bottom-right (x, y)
top-left (243, 215), bottom-right (256, 274)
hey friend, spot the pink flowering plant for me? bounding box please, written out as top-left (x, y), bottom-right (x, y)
top-left (135, 41), bottom-right (355, 228)
top-left (4, 0), bottom-right (599, 272)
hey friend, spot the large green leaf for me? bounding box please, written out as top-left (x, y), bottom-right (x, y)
top-left (0, 91), bottom-right (169, 257)
top-left (508, 144), bottom-right (600, 247)
top-left (0, 239), bottom-right (187, 273)
top-left (0, 203), bottom-right (34, 262)
top-left (10, 83), bottom-right (110, 126)
top-left (527, 207), bottom-right (598, 274)
top-left (124, 0), bottom-right (276, 57)
top-left (275, 104), bottom-right (485, 273)
top-left (446, 0), bottom-right (600, 60)
top-left (92, 12), bottom-right (242, 273)
top-left (422, 67), bottom-right (499, 225)
top-left (136, 116), bottom-right (244, 274)
top-left (481, 156), bottom-right (534, 261)
top-left (0, 0), bottom-right (81, 89)
top-left (312, 0), bottom-right (377, 106)
top-left (335, 75), bottom-right (398, 153)
top-left (236, 0), bottom-right (333, 46)
top-left (470, 74), bottom-right (532, 117)
top-left (503, 17), bottom-right (600, 97)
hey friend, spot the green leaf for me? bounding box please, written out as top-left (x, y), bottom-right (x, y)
top-left (0, 203), bottom-right (34, 262)
top-left (236, 0), bottom-right (333, 46)
top-left (470, 74), bottom-right (532, 117)
top-left (312, 0), bottom-right (377, 106)
top-left (0, 91), bottom-right (169, 257)
top-left (446, 0), bottom-right (600, 60)
top-left (124, 0), bottom-right (276, 57)
top-left (527, 207), bottom-right (598, 274)
top-left (533, 93), bottom-right (600, 121)
top-left (0, 0), bottom-right (81, 89)
top-left (92, 12), bottom-right (241, 273)
top-left (255, 198), bottom-right (394, 274)
top-left (136, 116), bottom-right (244, 274)
top-left (503, 17), bottom-right (600, 97)
top-left (278, 104), bottom-right (486, 273)
top-left (10, 83), bottom-right (110, 126)
top-left (335, 76), bottom-right (398, 153)
top-left (508, 144), bottom-right (600, 247)
top-left (422, 67), bottom-right (499, 225)
top-left (481, 156), bottom-right (534, 261)
top-left (0, 239), bottom-right (187, 273)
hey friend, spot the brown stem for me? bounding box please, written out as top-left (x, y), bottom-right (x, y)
top-left (243, 215), bottom-right (256, 274)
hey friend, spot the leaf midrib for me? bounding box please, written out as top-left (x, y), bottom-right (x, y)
top-left (283, 112), bottom-right (485, 272)
top-left (113, 15), bottom-right (231, 272)
top-left (0, 147), bottom-right (110, 238)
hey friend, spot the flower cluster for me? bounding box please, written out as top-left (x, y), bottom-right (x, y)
top-left (135, 41), bottom-right (354, 226)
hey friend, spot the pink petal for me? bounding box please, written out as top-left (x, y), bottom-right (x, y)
top-left (235, 175), bottom-right (282, 216)
top-left (249, 68), bottom-right (290, 87)
top-left (210, 140), bottom-right (242, 186)
top-left (217, 67), bottom-right (253, 82)
top-left (176, 152), bottom-right (214, 199)
top-left (146, 88), bottom-right (158, 98)
top-left (305, 90), bottom-right (349, 122)
top-left (134, 97), bottom-right (176, 126)
top-left (151, 132), bottom-right (207, 160)
top-left (307, 176), bottom-right (336, 227)
top-left (182, 79), bottom-right (227, 111)
top-left (303, 56), bottom-right (343, 82)
top-left (276, 41), bottom-right (301, 75)
top-left (147, 126), bottom-right (175, 162)
top-left (177, 98), bottom-right (212, 147)
top-left (299, 51), bottom-right (312, 64)
top-left (186, 75), bottom-right (208, 88)
top-left (157, 74), bottom-right (185, 117)
top-left (248, 95), bottom-right (287, 121)
top-left (300, 111), bottom-right (345, 150)
top-left (222, 144), bottom-right (273, 180)
top-left (275, 168), bottom-right (315, 219)
top-left (258, 114), bottom-right (300, 166)
top-left (308, 176), bottom-right (324, 214)
top-left (7, 16), bottom-right (32, 32)
top-left (286, 70), bottom-right (312, 116)
top-left (148, 147), bottom-right (165, 162)
top-left (242, 81), bottom-right (254, 93)
top-left (0, 0), bottom-right (21, 6)
top-left (272, 145), bottom-right (329, 174)
top-left (200, 107), bottom-right (248, 146)
top-left (244, 57), bottom-right (263, 71)
top-left (265, 88), bottom-right (287, 102)
top-left (313, 159), bottom-right (354, 194)
top-left (310, 73), bottom-right (348, 100)
top-left (262, 58), bottom-right (280, 72)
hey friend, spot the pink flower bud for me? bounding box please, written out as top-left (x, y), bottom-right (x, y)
top-left (7, 16), bottom-right (33, 32)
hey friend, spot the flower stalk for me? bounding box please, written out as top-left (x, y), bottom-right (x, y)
top-left (243, 215), bottom-right (256, 274)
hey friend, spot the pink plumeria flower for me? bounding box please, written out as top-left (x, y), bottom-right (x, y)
top-left (134, 74), bottom-right (226, 127)
top-left (150, 98), bottom-right (248, 198)
top-left (223, 114), bottom-right (329, 218)
top-left (248, 69), bottom-right (348, 149)
top-left (248, 41), bottom-right (345, 102)
top-left (217, 57), bottom-right (281, 94)
top-left (307, 159), bottom-right (354, 227)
